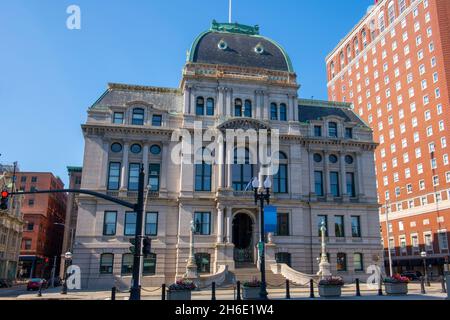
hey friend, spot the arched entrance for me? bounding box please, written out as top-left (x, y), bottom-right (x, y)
top-left (232, 213), bottom-right (254, 266)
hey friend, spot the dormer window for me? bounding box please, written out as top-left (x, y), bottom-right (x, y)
top-left (345, 127), bottom-right (353, 139)
top-left (218, 39), bottom-right (228, 50)
top-left (328, 122), bottom-right (338, 138)
top-left (132, 108), bottom-right (145, 125)
top-left (254, 43), bottom-right (265, 54)
top-left (113, 112), bottom-right (124, 124)
top-left (314, 125), bottom-right (322, 137)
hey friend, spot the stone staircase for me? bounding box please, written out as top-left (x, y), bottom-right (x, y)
top-left (230, 265), bottom-right (287, 286)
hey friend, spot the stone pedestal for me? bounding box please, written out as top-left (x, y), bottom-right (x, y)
top-left (265, 243), bottom-right (277, 268)
top-left (214, 243), bottom-right (235, 272)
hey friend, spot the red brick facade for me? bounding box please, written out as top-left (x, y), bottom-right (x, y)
top-left (326, 0), bottom-right (450, 275)
top-left (16, 172), bottom-right (67, 278)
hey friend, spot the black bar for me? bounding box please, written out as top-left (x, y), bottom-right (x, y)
top-left (309, 279), bottom-right (315, 298)
top-left (111, 287), bottom-right (116, 301)
top-left (130, 166), bottom-right (145, 300)
top-left (161, 284), bottom-right (166, 300)
top-left (355, 278), bottom-right (361, 296)
top-left (10, 189), bottom-right (135, 209)
top-left (211, 282), bottom-right (216, 300)
top-left (285, 280), bottom-right (290, 299)
top-left (236, 281), bottom-right (241, 301)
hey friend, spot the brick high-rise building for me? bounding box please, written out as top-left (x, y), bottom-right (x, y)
top-left (16, 172), bottom-right (67, 279)
top-left (326, 0), bottom-right (450, 276)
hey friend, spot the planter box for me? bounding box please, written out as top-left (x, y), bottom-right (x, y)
top-left (384, 282), bottom-right (408, 295)
top-left (167, 290), bottom-right (192, 301)
top-left (242, 287), bottom-right (261, 300)
top-left (318, 285), bottom-right (342, 298)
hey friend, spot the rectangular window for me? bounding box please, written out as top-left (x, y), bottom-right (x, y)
top-left (195, 162), bottom-right (212, 192)
top-left (31, 176), bottom-right (37, 183)
top-left (318, 215), bottom-right (328, 236)
top-left (194, 212), bottom-right (211, 235)
top-left (113, 112), bottom-right (124, 124)
top-left (152, 115), bottom-right (162, 127)
top-left (103, 211), bottom-right (117, 236)
top-left (107, 162), bottom-right (121, 190)
top-left (128, 163), bottom-right (140, 191)
top-left (24, 239), bottom-right (32, 250)
top-left (330, 172), bottom-right (340, 197)
top-left (124, 212), bottom-right (137, 236)
top-left (276, 213), bottom-right (289, 236)
top-left (337, 253), bottom-right (347, 271)
top-left (314, 171), bottom-right (324, 196)
top-left (328, 122), bottom-right (338, 137)
top-left (354, 253), bottom-right (363, 271)
top-left (346, 172), bottom-right (356, 197)
top-left (345, 128), bottom-right (353, 139)
top-left (148, 164), bottom-right (160, 192)
top-left (145, 212), bottom-right (158, 236)
top-left (425, 233), bottom-right (433, 252)
top-left (100, 254), bottom-right (114, 274)
top-left (351, 216), bottom-right (361, 238)
top-left (279, 104), bottom-right (287, 121)
top-left (438, 231), bottom-right (449, 251)
top-left (334, 216), bottom-right (345, 238)
top-left (143, 254), bottom-right (157, 275)
top-left (314, 125), bottom-right (322, 137)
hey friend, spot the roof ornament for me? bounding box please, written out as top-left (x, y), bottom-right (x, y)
top-left (211, 19), bottom-right (259, 35)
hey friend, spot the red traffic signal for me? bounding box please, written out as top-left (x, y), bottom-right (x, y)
top-left (1, 190), bottom-right (8, 198)
top-left (0, 190), bottom-right (9, 210)
top-left (44, 257), bottom-right (49, 264)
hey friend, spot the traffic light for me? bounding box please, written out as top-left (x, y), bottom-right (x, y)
top-left (129, 238), bottom-right (136, 254)
top-left (44, 257), bottom-right (49, 265)
top-left (142, 237), bottom-right (152, 256)
top-left (0, 190), bottom-right (9, 210)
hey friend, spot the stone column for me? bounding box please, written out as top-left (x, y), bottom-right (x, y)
top-left (160, 142), bottom-right (169, 192)
top-left (190, 86), bottom-right (196, 115)
top-left (324, 151), bottom-right (332, 200)
top-left (356, 151), bottom-right (364, 197)
top-left (226, 140), bottom-right (233, 189)
top-left (263, 91), bottom-right (269, 120)
top-left (217, 205), bottom-right (224, 243)
top-left (143, 144), bottom-right (149, 186)
top-left (217, 87), bottom-right (225, 116)
top-left (120, 142), bottom-right (129, 190)
top-left (293, 96), bottom-right (299, 122)
top-left (309, 150), bottom-right (316, 195)
top-left (340, 152), bottom-right (348, 201)
top-left (183, 85), bottom-right (191, 114)
top-left (100, 140), bottom-right (109, 189)
top-left (288, 94), bottom-right (294, 121)
top-left (226, 211), bottom-right (232, 243)
top-left (225, 88), bottom-right (232, 117)
top-left (217, 136), bottom-right (224, 189)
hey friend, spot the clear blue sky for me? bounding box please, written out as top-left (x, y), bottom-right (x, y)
top-left (0, 0), bottom-right (373, 185)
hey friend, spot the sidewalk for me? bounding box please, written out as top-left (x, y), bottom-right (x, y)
top-left (13, 282), bottom-right (448, 301)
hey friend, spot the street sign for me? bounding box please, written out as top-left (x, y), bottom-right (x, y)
top-left (264, 205), bottom-right (277, 234)
top-left (258, 242), bottom-right (264, 256)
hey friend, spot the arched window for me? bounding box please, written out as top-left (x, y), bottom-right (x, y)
top-left (328, 122), bottom-right (338, 137)
top-left (279, 103), bottom-right (287, 121)
top-left (99, 253), bottom-right (114, 274)
top-left (234, 99), bottom-right (243, 117)
top-left (206, 98), bottom-right (215, 116)
top-left (330, 62), bottom-right (335, 79)
top-left (270, 103), bottom-right (278, 120)
top-left (244, 100), bottom-right (252, 117)
top-left (398, 0), bottom-right (406, 14)
top-left (273, 152), bottom-right (288, 194)
top-left (346, 45), bottom-right (352, 62)
top-left (121, 254), bottom-right (133, 275)
top-left (361, 29), bottom-right (367, 47)
top-left (353, 38), bottom-right (359, 55)
top-left (195, 148), bottom-right (212, 192)
top-left (337, 253), bottom-right (347, 271)
top-left (195, 253), bottom-right (211, 274)
top-left (354, 253), bottom-right (364, 271)
top-left (370, 19), bottom-right (377, 40)
top-left (232, 148), bottom-right (253, 191)
top-left (388, 1), bottom-right (396, 24)
top-left (132, 108), bottom-right (145, 125)
top-left (196, 97), bottom-right (205, 116)
top-left (275, 252), bottom-right (291, 267)
top-left (378, 12), bottom-right (386, 32)
top-left (340, 51), bottom-right (345, 67)
top-left (143, 253), bottom-right (157, 275)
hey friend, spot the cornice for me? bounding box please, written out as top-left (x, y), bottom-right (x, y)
top-left (107, 83), bottom-right (182, 95)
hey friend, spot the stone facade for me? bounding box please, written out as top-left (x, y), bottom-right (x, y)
top-left (73, 21), bottom-right (383, 289)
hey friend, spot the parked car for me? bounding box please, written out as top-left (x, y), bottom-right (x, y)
top-left (400, 271), bottom-right (422, 281)
top-left (0, 279), bottom-right (13, 288)
top-left (26, 278), bottom-right (48, 291)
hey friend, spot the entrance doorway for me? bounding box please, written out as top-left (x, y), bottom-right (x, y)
top-left (232, 213), bottom-right (254, 266)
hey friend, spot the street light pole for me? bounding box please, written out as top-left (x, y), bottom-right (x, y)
top-left (129, 165), bottom-right (145, 301)
top-left (385, 201), bottom-right (393, 277)
top-left (252, 177), bottom-right (271, 300)
top-left (61, 251), bottom-right (72, 294)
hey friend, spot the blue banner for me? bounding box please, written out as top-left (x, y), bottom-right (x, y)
top-left (264, 205), bottom-right (277, 234)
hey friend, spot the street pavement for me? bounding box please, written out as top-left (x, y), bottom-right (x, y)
top-left (0, 282), bottom-right (447, 301)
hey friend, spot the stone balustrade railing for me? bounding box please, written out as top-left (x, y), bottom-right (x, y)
top-left (196, 265), bottom-right (229, 289)
top-left (271, 263), bottom-right (319, 286)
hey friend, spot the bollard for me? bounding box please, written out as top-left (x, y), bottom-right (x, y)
top-left (441, 276), bottom-right (447, 294)
top-left (378, 275), bottom-right (383, 296)
top-left (309, 279), bottom-right (315, 298)
top-left (236, 281), bottom-right (241, 301)
top-left (355, 278), bottom-right (361, 297)
top-left (111, 287), bottom-right (116, 301)
top-left (211, 282), bottom-right (216, 301)
top-left (285, 280), bottom-right (291, 299)
top-left (420, 276), bottom-right (426, 294)
top-left (161, 284), bottom-right (166, 301)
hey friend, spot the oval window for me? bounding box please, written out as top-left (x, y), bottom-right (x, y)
top-left (345, 155), bottom-right (354, 164)
top-left (329, 155), bottom-right (338, 164)
top-left (150, 145), bottom-right (161, 155)
top-left (130, 144), bottom-right (142, 154)
top-left (111, 143), bottom-right (123, 153)
top-left (313, 153), bottom-right (323, 163)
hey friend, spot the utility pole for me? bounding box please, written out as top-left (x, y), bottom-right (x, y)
top-left (50, 256), bottom-right (57, 287)
top-left (385, 201), bottom-right (393, 277)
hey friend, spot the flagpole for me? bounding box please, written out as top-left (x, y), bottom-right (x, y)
top-left (229, 0), bottom-right (232, 23)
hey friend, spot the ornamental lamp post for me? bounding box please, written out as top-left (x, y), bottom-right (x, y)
top-left (420, 251), bottom-right (430, 287)
top-left (61, 251), bottom-right (73, 294)
top-left (252, 176), bottom-right (271, 300)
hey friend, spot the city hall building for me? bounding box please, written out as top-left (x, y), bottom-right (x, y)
top-left (73, 21), bottom-right (382, 289)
